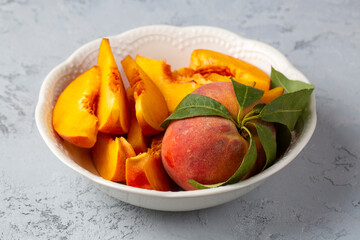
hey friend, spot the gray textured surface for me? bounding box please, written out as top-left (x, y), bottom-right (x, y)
top-left (1, 0), bottom-right (360, 239)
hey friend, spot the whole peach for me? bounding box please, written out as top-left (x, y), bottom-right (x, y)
top-left (161, 82), bottom-right (276, 190)
top-left (161, 116), bottom-right (249, 190)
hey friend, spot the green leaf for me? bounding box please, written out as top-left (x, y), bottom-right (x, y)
top-left (249, 122), bottom-right (277, 169)
top-left (271, 67), bottom-right (314, 93)
top-left (240, 104), bottom-right (265, 128)
top-left (160, 94), bottom-right (234, 129)
top-left (251, 104), bottom-right (266, 114)
top-left (242, 104), bottom-right (265, 123)
top-left (188, 127), bottom-right (257, 189)
top-left (259, 89), bottom-right (313, 131)
top-left (226, 130), bottom-right (257, 184)
top-left (187, 180), bottom-right (224, 190)
top-left (231, 77), bottom-right (264, 109)
top-left (275, 123), bottom-right (292, 158)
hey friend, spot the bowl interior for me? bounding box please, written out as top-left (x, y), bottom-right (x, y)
top-left (35, 25), bottom-right (316, 210)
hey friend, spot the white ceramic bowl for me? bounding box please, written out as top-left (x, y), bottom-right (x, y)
top-left (35, 25), bottom-right (316, 211)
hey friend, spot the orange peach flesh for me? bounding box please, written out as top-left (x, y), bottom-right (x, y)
top-left (262, 87), bottom-right (284, 104)
top-left (189, 49), bottom-right (271, 91)
top-left (92, 133), bottom-right (135, 182)
top-left (52, 66), bottom-right (101, 148)
top-left (96, 38), bottom-right (129, 134)
top-left (126, 87), bottom-right (148, 154)
top-left (135, 55), bottom-right (202, 112)
top-left (121, 56), bottom-right (169, 136)
top-left (126, 152), bottom-right (154, 190)
top-left (144, 136), bottom-right (176, 191)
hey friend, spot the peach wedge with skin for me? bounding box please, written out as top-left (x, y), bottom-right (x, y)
top-left (92, 133), bottom-right (136, 182)
top-left (126, 152), bottom-right (154, 190)
top-left (126, 87), bottom-right (148, 154)
top-left (189, 49), bottom-right (271, 91)
top-left (126, 136), bottom-right (175, 191)
top-left (96, 38), bottom-right (130, 134)
top-left (121, 56), bottom-right (169, 136)
top-left (52, 66), bottom-right (101, 148)
top-left (135, 55), bottom-right (259, 112)
top-left (135, 55), bottom-right (202, 112)
top-left (144, 136), bottom-right (176, 191)
top-left (262, 87), bottom-right (284, 104)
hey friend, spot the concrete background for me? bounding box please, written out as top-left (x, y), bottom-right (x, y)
top-left (1, 0), bottom-right (359, 239)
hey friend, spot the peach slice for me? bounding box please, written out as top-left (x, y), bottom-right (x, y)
top-left (171, 67), bottom-right (196, 80)
top-left (121, 56), bottom-right (169, 136)
top-left (135, 56), bottom-right (259, 112)
top-left (189, 49), bottom-right (270, 91)
top-left (126, 152), bottom-right (154, 190)
top-left (135, 56), bottom-right (202, 112)
top-left (201, 72), bottom-right (255, 87)
top-left (175, 67), bottom-right (256, 87)
top-left (92, 133), bottom-right (136, 182)
top-left (126, 87), bottom-right (148, 154)
top-left (144, 136), bottom-right (176, 191)
top-left (177, 69), bottom-right (256, 87)
top-left (126, 135), bottom-right (175, 191)
top-left (52, 66), bottom-right (101, 148)
top-left (261, 87), bottom-right (284, 104)
top-left (96, 38), bottom-right (129, 134)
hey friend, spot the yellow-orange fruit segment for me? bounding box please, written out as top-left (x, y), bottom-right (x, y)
top-left (136, 56), bottom-right (260, 112)
top-left (135, 55), bottom-right (201, 112)
top-left (96, 38), bottom-right (129, 134)
top-left (144, 136), bottom-right (176, 191)
top-left (189, 49), bottom-right (270, 91)
top-left (126, 152), bottom-right (154, 190)
top-left (126, 87), bottom-right (148, 154)
top-left (262, 87), bottom-right (284, 104)
top-left (172, 67), bottom-right (196, 80)
top-left (121, 55), bottom-right (169, 136)
top-left (52, 66), bottom-right (101, 148)
top-left (201, 72), bottom-right (255, 87)
top-left (92, 133), bottom-right (136, 182)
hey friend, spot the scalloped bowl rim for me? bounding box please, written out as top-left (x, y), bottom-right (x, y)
top-left (35, 25), bottom-right (317, 201)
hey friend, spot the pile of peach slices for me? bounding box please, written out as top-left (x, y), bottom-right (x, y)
top-left (52, 38), bottom-right (284, 191)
